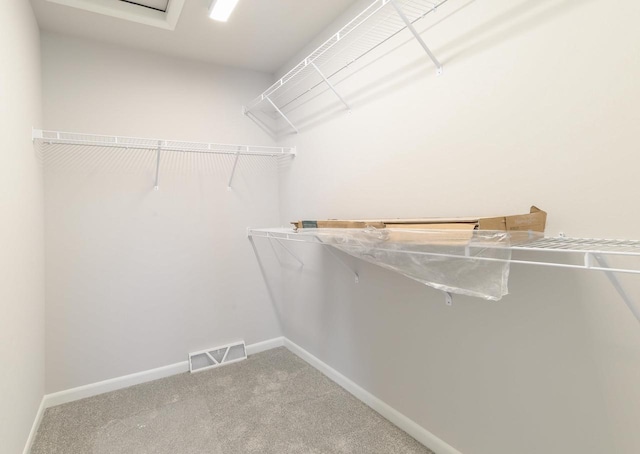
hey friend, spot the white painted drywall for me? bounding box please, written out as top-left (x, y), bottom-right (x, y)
top-left (41, 33), bottom-right (284, 393)
top-left (0, 1), bottom-right (45, 453)
top-left (273, 0), bottom-right (640, 453)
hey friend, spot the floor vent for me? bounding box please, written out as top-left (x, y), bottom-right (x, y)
top-left (188, 341), bottom-right (247, 373)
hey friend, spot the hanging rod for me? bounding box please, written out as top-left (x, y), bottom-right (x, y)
top-left (33, 129), bottom-right (295, 190)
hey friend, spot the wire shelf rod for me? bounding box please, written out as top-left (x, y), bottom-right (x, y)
top-left (33, 130), bottom-right (295, 158)
top-left (248, 228), bottom-right (640, 322)
top-left (262, 0), bottom-right (447, 112)
top-left (247, 229), bottom-right (640, 261)
top-left (252, 242), bottom-right (640, 272)
top-left (245, 0), bottom-right (448, 113)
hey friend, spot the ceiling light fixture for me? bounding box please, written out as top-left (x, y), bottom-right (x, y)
top-left (209, 0), bottom-right (240, 22)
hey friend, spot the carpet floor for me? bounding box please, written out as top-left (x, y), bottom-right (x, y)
top-left (32, 347), bottom-right (434, 453)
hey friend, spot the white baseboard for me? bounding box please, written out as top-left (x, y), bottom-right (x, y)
top-left (42, 337), bottom-right (284, 410)
top-left (43, 360), bottom-right (190, 409)
top-left (22, 397), bottom-right (46, 454)
top-left (246, 336), bottom-right (284, 355)
top-left (283, 338), bottom-right (463, 454)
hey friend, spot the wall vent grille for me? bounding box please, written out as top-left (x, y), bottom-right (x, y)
top-left (189, 341), bottom-right (247, 373)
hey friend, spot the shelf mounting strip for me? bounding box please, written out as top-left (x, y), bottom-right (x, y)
top-left (244, 0), bottom-right (447, 135)
top-left (248, 228), bottom-right (640, 323)
top-left (33, 129), bottom-right (295, 190)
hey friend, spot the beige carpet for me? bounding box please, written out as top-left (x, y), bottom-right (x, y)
top-left (32, 347), bottom-right (434, 453)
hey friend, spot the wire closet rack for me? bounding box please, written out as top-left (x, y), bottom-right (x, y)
top-left (33, 129), bottom-right (295, 190)
top-left (243, 0), bottom-right (448, 134)
top-left (248, 228), bottom-right (640, 323)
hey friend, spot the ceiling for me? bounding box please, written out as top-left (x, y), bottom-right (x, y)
top-left (31, 0), bottom-right (360, 73)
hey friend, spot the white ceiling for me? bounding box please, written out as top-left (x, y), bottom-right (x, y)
top-left (31, 0), bottom-right (360, 73)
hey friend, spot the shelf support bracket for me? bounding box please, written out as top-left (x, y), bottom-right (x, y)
top-left (310, 61), bottom-right (352, 112)
top-left (593, 254), bottom-right (640, 323)
top-left (269, 236), bottom-right (304, 268)
top-left (227, 147), bottom-right (243, 190)
top-left (154, 141), bottom-right (162, 190)
top-left (265, 96), bottom-right (299, 134)
top-left (389, 0), bottom-right (443, 75)
top-left (323, 245), bottom-right (359, 283)
top-left (444, 291), bottom-right (453, 306)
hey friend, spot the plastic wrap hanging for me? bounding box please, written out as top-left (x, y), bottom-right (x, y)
top-left (298, 228), bottom-right (515, 301)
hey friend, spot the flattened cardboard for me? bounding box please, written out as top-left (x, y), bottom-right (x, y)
top-left (477, 207), bottom-right (547, 232)
top-left (292, 206), bottom-right (547, 233)
top-left (386, 224), bottom-right (476, 244)
top-left (296, 220), bottom-right (386, 229)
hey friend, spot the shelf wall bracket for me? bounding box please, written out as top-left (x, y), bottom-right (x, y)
top-left (153, 140), bottom-right (162, 190)
top-left (593, 254), bottom-right (640, 323)
top-left (227, 147), bottom-right (243, 190)
top-left (389, 0), bottom-right (443, 75)
top-left (265, 96), bottom-right (299, 134)
top-left (310, 61), bottom-right (352, 112)
top-left (444, 291), bottom-right (453, 306)
top-left (324, 245), bottom-right (359, 283)
top-left (270, 236), bottom-right (304, 268)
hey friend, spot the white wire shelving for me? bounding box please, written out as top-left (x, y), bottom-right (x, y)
top-left (243, 0), bottom-right (448, 134)
top-left (33, 129), bottom-right (295, 190)
top-left (248, 228), bottom-right (640, 322)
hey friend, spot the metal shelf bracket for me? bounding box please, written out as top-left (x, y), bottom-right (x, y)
top-left (265, 96), bottom-right (299, 134)
top-left (444, 291), bottom-right (453, 306)
top-left (324, 245), bottom-right (360, 283)
top-left (227, 146), bottom-right (244, 190)
top-left (389, 0), bottom-right (443, 75)
top-left (154, 140), bottom-right (162, 190)
top-left (310, 61), bottom-right (352, 112)
top-left (593, 254), bottom-right (640, 322)
top-left (271, 237), bottom-right (304, 268)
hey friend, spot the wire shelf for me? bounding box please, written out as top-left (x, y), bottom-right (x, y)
top-left (248, 228), bottom-right (640, 321)
top-left (248, 228), bottom-right (640, 274)
top-left (34, 129), bottom-right (295, 190)
top-left (244, 0), bottom-right (447, 128)
top-left (33, 130), bottom-right (295, 158)
top-left (512, 237), bottom-right (640, 255)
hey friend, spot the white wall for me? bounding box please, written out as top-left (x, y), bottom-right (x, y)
top-left (273, 0), bottom-right (640, 453)
top-left (41, 33), bottom-right (284, 393)
top-left (0, 1), bottom-right (45, 453)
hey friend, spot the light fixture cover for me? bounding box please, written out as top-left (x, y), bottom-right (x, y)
top-left (209, 0), bottom-right (240, 22)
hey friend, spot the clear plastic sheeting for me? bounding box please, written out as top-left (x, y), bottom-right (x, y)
top-left (301, 228), bottom-right (515, 301)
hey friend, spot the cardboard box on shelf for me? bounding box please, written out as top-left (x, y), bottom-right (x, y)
top-left (296, 220), bottom-right (386, 229)
top-left (291, 206), bottom-right (547, 234)
top-left (385, 224), bottom-right (477, 245)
